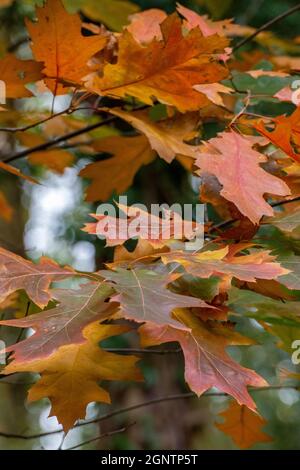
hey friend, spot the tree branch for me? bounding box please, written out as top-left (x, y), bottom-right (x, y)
top-left (0, 107), bottom-right (93, 133)
top-left (233, 3), bottom-right (300, 51)
top-left (1, 116), bottom-right (116, 164)
top-left (0, 385), bottom-right (296, 441)
top-left (64, 423), bottom-right (136, 451)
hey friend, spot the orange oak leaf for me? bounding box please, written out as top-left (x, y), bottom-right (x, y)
top-left (91, 14), bottom-right (229, 112)
top-left (140, 308), bottom-right (267, 410)
top-left (216, 401), bottom-right (272, 449)
top-left (25, 0), bottom-right (107, 94)
top-left (100, 268), bottom-right (209, 330)
top-left (126, 9), bottom-right (167, 43)
top-left (0, 282), bottom-right (118, 362)
top-left (0, 54), bottom-right (43, 98)
top-left (103, 108), bottom-right (199, 163)
top-left (3, 321), bottom-right (142, 431)
top-left (162, 246), bottom-right (289, 283)
top-left (195, 131), bottom-right (291, 224)
top-left (255, 107), bottom-right (300, 163)
top-left (0, 247), bottom-right (76, 308)
top-left (83, 202), bottom-right (202, 247)
top-left (80, 135), bottom-right (155, 201)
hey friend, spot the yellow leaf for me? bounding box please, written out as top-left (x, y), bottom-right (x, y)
top-left (3, 321), bottom-right (142, 431)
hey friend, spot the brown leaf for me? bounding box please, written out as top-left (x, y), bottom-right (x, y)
top-left (91, 14), bottom-right (229, 112)
top-left (216, 401), bottom-right (272, 449)
top-left (140, 308), bottom-right (267, 410)
top-left (3, 321), bottom-right (142, 431)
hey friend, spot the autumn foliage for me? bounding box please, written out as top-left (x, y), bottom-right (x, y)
top-left (1, 0), bottom-right (300, 449)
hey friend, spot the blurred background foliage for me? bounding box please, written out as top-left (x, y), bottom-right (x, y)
top-left (0, 0), bottom-right (300, 450)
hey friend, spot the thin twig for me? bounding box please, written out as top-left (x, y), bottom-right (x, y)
top-left (234, 3), bottom-right (300, 51)
top-left (1, 116), bottom-right (117, 164)
top-left (0, 385), bottom-right (296, 440)
top-left (64, 423), bottom-right (136, 451)
top-left (104, 347), bottom-right (181, 355)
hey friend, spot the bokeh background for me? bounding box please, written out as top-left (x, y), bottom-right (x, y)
top-left (1, 0), bottom-right (300, 450)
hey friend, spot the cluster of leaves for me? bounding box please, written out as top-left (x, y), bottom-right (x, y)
top-left (1, 0), bottom-right (300, 449)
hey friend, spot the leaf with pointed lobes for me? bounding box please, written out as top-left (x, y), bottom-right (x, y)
top-left (0, 282), bottom-right (119, 362)
top-left (0, 247), bottom-right (77, 308)
top-left (91, 14), bottom-right (229, 112)
top-left (3, 321), bottom-right (142, 432)
top-left (126, 9), bottom-right (167, 43)
top-left (162, 246), bottom-right (289, 284)
top-left (103, 108), bottom-right (199, 163)
top-left (255, 108), bottom-right (300, 164)
top-left (83, 202), bottom-right (202, 248)
top-left (216, 401), bottom-right (272, 449)
top-left (140, 308), bottom-right (267, 410)
top-left (80, 135), bottom-right (155, 202)
top-left (25, 0), bottom-right (107, 94)
top-left (195, 131), bottom-right (291, 224)
top-left (99, 268), bottom-right (210, 330)
top-left (0, 54), bottom-right (43, 98)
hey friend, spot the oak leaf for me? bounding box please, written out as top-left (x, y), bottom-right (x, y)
top-left (195, 131), bottom-right (291, 224)
top-left (83, 203), bottom-right (202, 247)
top-left (26, 0), bottom-right (107, 94)
top-left (91, 14), bottom-right (229, 112)
top-left (100, 267), bottom-right (209, 330)
top-left (255, 107), bottom-right (300, 163)
top-left (216, 401), bottom-right (272, 449)
top-left (104, 108), bottom-right (199, 163)
top-left (0, 247), bottom-right (76, 308)
top-left (140, 308), bottom-right (267, 410)
top-left (162, 246), bottom-right (289, 284)
top-left (3, 321), bottom-right (142, 431)
top-left (0, 282), bottom-right (118, 362)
